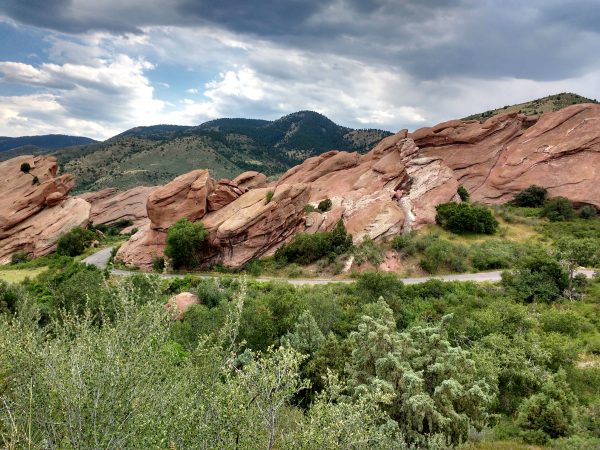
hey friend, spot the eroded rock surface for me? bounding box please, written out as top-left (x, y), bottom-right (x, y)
top-left (414, 104), bottom-right (600, 207)
top-left (79, 186), bottom-right (155, 232)
top-left (0, 155), bottom-right (90, 263)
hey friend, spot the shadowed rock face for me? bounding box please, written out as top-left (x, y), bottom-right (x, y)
top-left (0, 155), bottom-right (90, 263)
top-left (414, 104), bottom-right (600, 208)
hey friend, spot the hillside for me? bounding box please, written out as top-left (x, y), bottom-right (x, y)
top-left (463, 92), bottom-right (598, 122)
top-left (53, 111), bottom-right (392, 192)
top-left (0, 134), bottom-right (96, 154)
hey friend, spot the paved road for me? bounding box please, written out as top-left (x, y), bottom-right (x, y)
top-left (83, 248), bottom-right (596, 286)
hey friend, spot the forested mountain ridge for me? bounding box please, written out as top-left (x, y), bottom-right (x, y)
top-left (52, 110), bottom-right (392, 192)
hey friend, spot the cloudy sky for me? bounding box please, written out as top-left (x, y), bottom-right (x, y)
top-left (0, 0), bottom-right (599, 140)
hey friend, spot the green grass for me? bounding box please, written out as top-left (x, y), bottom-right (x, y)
top-left (0, 267), bottom-right (47, 283)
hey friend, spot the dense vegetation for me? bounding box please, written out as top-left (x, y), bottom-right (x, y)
top-left (1, 246), bottom-right (599, 448)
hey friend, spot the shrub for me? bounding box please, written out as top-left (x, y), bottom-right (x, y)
top-left (541, 197), bottom-right (575, 222)
top-left (353, 237), bottom-right (384, 266)
top-left (20, 162), bottom-right (31, 173)
top-left (31, 176), bottom-right (39, 185)
top-left (391, 233), bottom-right (417, 255)
top-left (164, 218), bottom-right (208, 269)
top-left (513, 185), bottom-right (548, 207)
top-left (517, 370), bottom-right (576, 443)
top-left (56, 227), bottom-right (96, 257)
top-left (470, 240), bottom-right (517, 270)
top-left (501, 252), bottom-right (568, 303)
top-left (435, 202), bottom-right (498, 234)
top-left (275, 220), bottom-right (352, 265)
top-left (580, 204), bottom-right (598, 219)
top-left (317, 198), bottom-right (332, 212)
top-left (152, 256), bottom-right (165, 272)
top-left (419, 239), bottom-right (468, 274)
top-left (457, 185), bottom-right (470, 202)
top-left (303, 204), bottom-right (317, 214)
top-left (10, 251), bottom-right (30, 265)
top-left (265, 190), bottom-right (274, 203)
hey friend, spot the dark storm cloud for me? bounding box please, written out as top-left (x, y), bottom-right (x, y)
top-left (1, 0), bottom-right (600, 81)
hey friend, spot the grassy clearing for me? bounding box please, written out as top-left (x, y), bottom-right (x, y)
top-left (0, 267), bottom-right (47, 283)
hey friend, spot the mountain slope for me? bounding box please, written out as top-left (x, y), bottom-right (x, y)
top-left (0, 134), bottom-right (96, 153)
top-left (463, 92), bottom-right (598, 122)
top-left (53, 111), bottom-right (392, 192)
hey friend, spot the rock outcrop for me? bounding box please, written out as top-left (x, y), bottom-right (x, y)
top-left (164, 292), bottom-right (200, 320)
top-left (207, 180), bottom-right (246, 212)
top-left (278, 133), bottom-right (457, 239)
top-left (0, 155), bottom-right (90, 263)
top-left (117, 133), bottom-right (457, 270)
top-left (232, 171), bottom-right (268, 190)
top-left (414, 104), bottom-right (600, 208)
top-left (79, 186), bottom-right (155, 232)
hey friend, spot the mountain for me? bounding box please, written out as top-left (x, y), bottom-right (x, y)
top-left (52, 111), bottom-right (392, 192)
top-left (0, 134), bottom-right (96, 153)
top-left (463, 92), bottom-right (598, 122)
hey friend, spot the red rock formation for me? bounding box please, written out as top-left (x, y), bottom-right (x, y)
top-left (232, 171), bottom-right (268, 189)
top-left (207, 180), bottom-right (246, 212)
top-left (117, 133), bottom-right (457, 270)
top-left (414, 104), bottom-right (600, 208)
top-left (164, 292), bottom-right (200, 320)
top-left (79, 186), bottom-right (155, 232)
top-left (147, 170), bottom-right (214, 231)
top-left (0, 155), bottom-right (90, 263)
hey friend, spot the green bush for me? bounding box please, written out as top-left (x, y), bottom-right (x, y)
top-left (303, 204), bottom-right (317, 214)
top-left (353, 237), bottom-right (384, 266)
top-left (501, 252), bottom-right (568, 303)
top-left (470, 240), bottom-right (518, 270)
top-left (580, 204), bottom-right (598, 219)
top-left (164, 218), bottom-right (208, 269)
top-left (541, 197), bottom-right (575, 222)
top-left (317, 198), bottom-right (332, 212)
top-left (275, 220), bottom-right (352, 265)
top-left (10, 251), bottom-right (30, 265)
top-left (391, 233), bottom-right (417, 255)
top-left (457, 185), bottom-right (470, 202)
top-left (419, 239), bottom-right (468, 274)
top-left (513, 185), bottom-right (548, 207)
top-left (265, 190), bottom-right (274, 203)
top-left (31, 175), bottom-right (39, 185)
top-left (56, 227), bottom-right (96, 257)
top-left (20, 162), bottom-right (31, 173)
top-left (435, 202), bottom-right (498, 234)
top-left (152, 256), bottom-right (165, 272)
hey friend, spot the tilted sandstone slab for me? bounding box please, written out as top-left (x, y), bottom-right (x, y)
top-left (117, 183), bottom-right (310, 269)
top-left (232, 171), bottom-right (268, 189)
top-left (413, 104), bottom-right (600, 208)
top-left (0, 155), bottom-right (90, 263)
top-left (79, 186), bottom-right (155, 232)
top-left (147, 169), bottom-right (215, 231)
top-left (278, 132), bottom-right (458, 242)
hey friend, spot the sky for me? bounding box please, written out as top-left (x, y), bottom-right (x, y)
top-left (0, 0), bottom-right (599, 140)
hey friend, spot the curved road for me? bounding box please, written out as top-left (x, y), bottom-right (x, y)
top-left (83, 247), bottom-right (596, 286)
